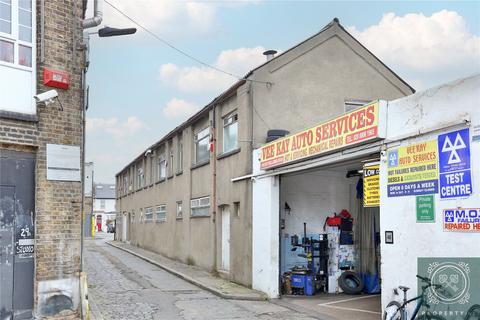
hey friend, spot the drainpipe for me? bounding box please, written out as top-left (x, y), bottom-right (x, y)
top-left (212, 106), bottom-right (218, 272)
top-left (82, 0), bottom-right (103, 29)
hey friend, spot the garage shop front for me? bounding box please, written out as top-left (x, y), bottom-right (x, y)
top-left (250, 75), bottom-right (480, 319)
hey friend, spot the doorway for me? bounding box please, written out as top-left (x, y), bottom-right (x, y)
top-left (221, 206), bottom-right (230, 272)
top-left (0, 150), bottom-right (35, 319)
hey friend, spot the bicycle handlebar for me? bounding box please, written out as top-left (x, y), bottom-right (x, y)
top-left (416, 275), bottom-right (431, 283)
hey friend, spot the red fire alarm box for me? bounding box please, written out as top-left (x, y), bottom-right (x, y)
top-left (43, 68), bottom-right (69, 89)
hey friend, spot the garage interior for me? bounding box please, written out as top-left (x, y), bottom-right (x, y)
top-left (278, 157), bottom-right (382, 319)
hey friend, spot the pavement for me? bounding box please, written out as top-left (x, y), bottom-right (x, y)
top-left (105, 239), bottom-right (267, 301)
top-left (85, 233), bottom-right (381, 320)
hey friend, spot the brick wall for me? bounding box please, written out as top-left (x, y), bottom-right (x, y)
top-left (34, 0), bottom-right (85, 318)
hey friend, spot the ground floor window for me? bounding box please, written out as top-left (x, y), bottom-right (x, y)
top-left (156, 205), bottom-right (166, 222)
top-left (190, 196), bottom-right (210, 217)
top-left (145, 207), bottom-right (153, 222)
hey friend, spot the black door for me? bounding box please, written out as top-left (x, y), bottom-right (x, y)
top-left (0, 150), bottom-right (35, 319)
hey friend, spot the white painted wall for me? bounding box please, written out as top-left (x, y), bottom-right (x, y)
top-left (380, 75), bottom-right (480, 312)
top-left (281, 170), bottom-right (357, 236)
top-left (252, 149), bottom-right (280, 298)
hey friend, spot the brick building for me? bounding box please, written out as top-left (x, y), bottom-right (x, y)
top-left (0, 1), bottom-right (89, 319)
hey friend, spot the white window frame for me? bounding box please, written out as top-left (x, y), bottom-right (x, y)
top-left (100, 199), bottom-right (105, 209)
top-left (191, 196), bottom-right (210, 217)
top-left (177, 134), bottom-right (183, 173)
top-left (0, 0), bottom-right (34, 70)
top-left (158, 153), bottom-right (166, 181)
top-left (145, 207), bottom-right (153, 223)
top-left (223, 112), bottom-right (238, 153)
top-left (194, 127), bottom-right (210, 164)
top-left (176, 201), bottom-right (183, 219)
top-left (137, 167), bottom-right (144, 189)
top-left (156, 204), bottom-right (167, 222)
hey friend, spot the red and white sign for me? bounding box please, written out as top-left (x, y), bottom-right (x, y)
top-left (443, 208), bottom-right (480, 232)
top-left (260, 101), bottom-right (381, 170)
top-left (43, 68), bottom-right (69, 89)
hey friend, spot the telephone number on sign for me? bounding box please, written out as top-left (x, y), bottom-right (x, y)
top-left (16, 245), bottom-right (34, 254)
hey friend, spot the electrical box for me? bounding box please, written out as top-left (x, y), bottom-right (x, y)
top-left (43, 68), bottom-right (69, 89)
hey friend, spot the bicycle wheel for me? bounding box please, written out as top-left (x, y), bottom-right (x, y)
top-left (383, 301), bottom-right (404, 320)
top-left (465, 304), bottom-right (480, 320)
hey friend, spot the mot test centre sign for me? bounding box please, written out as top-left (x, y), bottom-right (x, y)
top-left (438, 128), bottom-right (472, 199)
top-left (260, 101), bottom-right (382, 170)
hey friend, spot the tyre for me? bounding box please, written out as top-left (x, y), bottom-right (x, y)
top-left (465, 304), bottom-right (480, 320)
top-left (338, 271), bottom-right (364, 294)
top-left (383, 301), bottom-right (403, 320)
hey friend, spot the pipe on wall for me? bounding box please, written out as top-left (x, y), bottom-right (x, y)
top-left (82, 0), bottom-right (103, 29)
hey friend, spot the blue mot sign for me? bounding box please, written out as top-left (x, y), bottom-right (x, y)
top-left (443, 208), bottom-right (480, 232)
top-left (438, 128), bottom-right (472, 199)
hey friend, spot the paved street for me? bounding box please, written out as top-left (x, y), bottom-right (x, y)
top-left (84, 234), bottom-right (319, 320)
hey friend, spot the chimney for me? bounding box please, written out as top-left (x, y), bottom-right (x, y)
top-left (263, 50), bottom-right (277, 62)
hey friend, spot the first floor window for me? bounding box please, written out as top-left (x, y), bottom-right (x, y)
top-left (191, 196), bottom-right (210, 217)
top-left (145, 207), bottom-right (153, 222)
top-left (158, 155), bottom-right (166, 180)
top-left (194, 127), bottom-right (210, 164)
top-left (176, 201), bottom-right (183, 219)
top-left (223, 113), bottom-right (238, 153)
top-left (156, 205), bottom-right (166, 222)
top-left (0, 39), bottom-right (13, 63)
top-left (0, 0), bottom-right (11, 34)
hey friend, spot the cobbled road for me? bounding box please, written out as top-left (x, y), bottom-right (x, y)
top-left (84, 234), bottom-right (318, 320)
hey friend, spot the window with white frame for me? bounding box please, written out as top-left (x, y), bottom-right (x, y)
top-left (0, 0), bottom-right (33, 67)
top-left (176, 201), bottom-right (183, 219)
top-left (137, 167), bottom-right (144, 189)
top-left (123, 176), bottom-right (128, 195)
top-left (145, 207), bottom-right (153, 222)
top-left (100, 199), bottom-right (105, 209)
top-left (158, 153), bottom-right (166, 180)
top-left (194, 127), bottom-right (210, 164)
top-left (191, 196), bottom-right (210, 217)
top-left (168, 140), bottom-right (174, 177)
top-left (177, 134), bottom-right (183, 172)
top-left (156, 205), bottom-right (166, 222)
top-left (223, 113), bottom-right (238, 153)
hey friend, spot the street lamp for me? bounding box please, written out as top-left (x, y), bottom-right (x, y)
top-left (98, 26), bottom-right (137, 37)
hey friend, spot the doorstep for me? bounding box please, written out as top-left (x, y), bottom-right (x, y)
top-left (106, 241), bottom-right (267, 301)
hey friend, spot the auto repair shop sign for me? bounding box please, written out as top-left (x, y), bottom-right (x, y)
top-left (260, 101), bottom-right (381, 170)
top-left (443, 208), bottom-right (480, 232)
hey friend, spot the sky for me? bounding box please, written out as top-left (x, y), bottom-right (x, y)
top-left (85, 0), bottom-right (480, 183)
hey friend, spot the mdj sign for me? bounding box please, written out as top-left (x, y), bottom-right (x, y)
top-left (438, 128), bottom-right (472, 199)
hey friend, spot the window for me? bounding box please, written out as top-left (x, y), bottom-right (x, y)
top-left (191, 196), bottom-right (210, 217)
top-left (139, 209), bottom-right (143, 223)
top-left (137, 167), bottom-right (144, 188)
top-left (176, 201), bottom-right (183, 219)
top-left (158, 154), bottom-right (166, 180)
top-left (194, 127), bottom-right (210, 164)
top-left (223, 113), bottom-right (238, 153)
top-left (0, 0), bottom-right (11, 34)
top-left (123, 176), bottom-right (128, 194)
top-left (149, 155), bottom-right (154, 184)
top-left (0, 0), bottom-right (33, 67)
top-left (100, 199), bottom-right (105, 209)
top-left (145, 207), bottom-right (153, 222)
top-left (156, 205), bottom-right (166, 222)
top-left (168, 140), bottom-right (174, 177)
top-left (177, 135), bottom-right (183, 172)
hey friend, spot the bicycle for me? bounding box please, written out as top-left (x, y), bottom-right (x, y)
top-left (383, 275), bottom-right (480, 320)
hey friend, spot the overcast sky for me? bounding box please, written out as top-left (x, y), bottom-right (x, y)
top-left (84, 0), bottom-right (480, 183)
